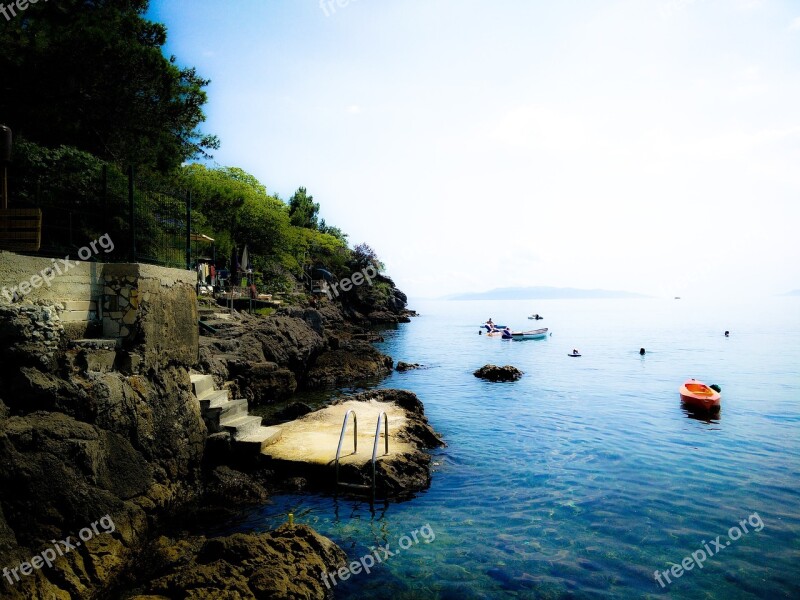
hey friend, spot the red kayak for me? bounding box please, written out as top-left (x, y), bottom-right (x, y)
top-left (679, 379), bottom-right (721, 412)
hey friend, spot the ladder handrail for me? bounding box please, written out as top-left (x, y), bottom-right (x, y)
top-left (335, 410), bottom-right (390, 499)
top-left (371, 412), bottom-right (389, 495)
top-left (335, 409), bottom-right (357, 485)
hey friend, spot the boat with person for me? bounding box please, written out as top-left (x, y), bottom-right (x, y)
top-left (502, 327), bottom-right (548, 340)
top-left (679, 379), bottom-right (721, 412)
top-left (527, 313), bottom-right (543, 320)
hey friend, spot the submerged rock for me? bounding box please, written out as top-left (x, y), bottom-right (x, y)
top-left (474, 364), bottom-right (524, 382)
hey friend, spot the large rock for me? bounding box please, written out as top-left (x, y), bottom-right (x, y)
top-left (142, 525), bottom-right (346, 600)
top-left (305, 340), bottom-right (393, 389)
top-left (0, 412), bottom-right (151, 599)
top-left (0, 304), bottom-right (206, 598)
top-left (198, 309), bottom-right (395, 401)
top-left (203, 466), bottom-right (269, 507)
top-left (474, 364), bottom-right (524, 382)
top-left (229, 361), bottom-right (297, 403)
top-left (396, 361), bottom-right (423, 372)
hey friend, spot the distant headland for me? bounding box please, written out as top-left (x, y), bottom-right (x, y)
top-left (443, 286), bottom-right (649, 301)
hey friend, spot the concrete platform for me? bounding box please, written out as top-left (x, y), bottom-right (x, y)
top-left (260, 398), bottom-right (415, 467)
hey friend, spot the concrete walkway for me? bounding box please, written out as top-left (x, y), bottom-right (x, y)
top-left (261, 398), bottom-right (414, 466)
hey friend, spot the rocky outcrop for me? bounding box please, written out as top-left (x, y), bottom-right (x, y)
top-left (334, 272), bottom-right (416, 324)
top-left (136, 525), bottom-right (346, 600)
top-left (305, 339), bottom-right (393, 388)
top-left (198, 307), bottom-right (394, 404)
top-left (474, 364), bottom-right (524, 382)
top-left (0, 413), bottom-right (151, 599)
top-left (202, 466), bottom-right (269, 507)
top-left (0, 303), bottom-right (206, 598)
top-left (396, 361), bottom-right (423, 372)
top-left (0, 257), bottom-right (421, 598)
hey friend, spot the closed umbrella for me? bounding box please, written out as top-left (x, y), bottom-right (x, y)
top-left (241, 245), bottom-right (250, 272)
top-left (241, 245), bottom-right (251, 287)
top-left (230, 244), bottom-right (240, 286)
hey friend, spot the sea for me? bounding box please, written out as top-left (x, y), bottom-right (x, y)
top-left (225, 296), bottom-right (800, 599)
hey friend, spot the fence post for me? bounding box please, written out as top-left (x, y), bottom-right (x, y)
top-left (128, 165), bottom-right (135, 262)
top-left (101, 164), bottom-right (108, 236)
top-left (0, 124), bottom-right (10, 210)
top-left (186, 190), bottom-right (192, 270)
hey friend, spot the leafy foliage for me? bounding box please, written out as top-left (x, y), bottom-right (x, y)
top-left (0, 0), bottom-right (218, 171)
top-left (351, 243), bottom-right (384, 270)
top-left (1, 4), bottom-right (385, 296)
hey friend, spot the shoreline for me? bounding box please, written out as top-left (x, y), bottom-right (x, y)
top-left (0, 255), bottom-right (434, 599)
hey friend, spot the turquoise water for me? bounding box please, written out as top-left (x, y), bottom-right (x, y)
top-left (225, 297), bottom-right (800, 599)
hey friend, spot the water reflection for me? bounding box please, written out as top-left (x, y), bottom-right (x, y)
top-left (682, 405), bottom-right (721, 425)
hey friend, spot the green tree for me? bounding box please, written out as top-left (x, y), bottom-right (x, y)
top-left (351, 242), bottom-right (383, 271)
top-left (0, 0), bottom-right (218, 171)
top-left (181, 164), bottom-right (292, 265)
top-left (319, 218), bottom-right (349, 244)
top-left (288, 187), bottom-right (320, 229)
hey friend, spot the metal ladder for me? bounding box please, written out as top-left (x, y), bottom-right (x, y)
top-left (334, 409), bottom-right (389, 497)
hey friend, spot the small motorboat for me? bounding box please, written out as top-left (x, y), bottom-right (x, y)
top-left (527, 313), bottom-right (543, 320)
top-left (679, 379), bottom-right (721, 412)
top-left (508, 327), bottom-right (548, 340)
top-left (568, 349), bottom-right (581, 357)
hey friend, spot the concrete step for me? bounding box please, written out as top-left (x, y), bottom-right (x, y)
top-left (63, 300), bottom-right (97, 312)
top-left (60, 310), bottom-right (97, 323)
top-left (216, 398), bottom-right (248, 421)
top-left (202, 398), bottom-right (248, 432)
top-left (197, 389), bottom-right (228, 409)
top-left (221, 415), bottom-right (263, 439)
top-left (238, 426), bottom-right (282, 454)
top-left (190, 374), bottom-right (215, 399)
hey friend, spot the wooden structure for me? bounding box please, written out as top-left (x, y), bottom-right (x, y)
top-left (0, 208), bottom-right (42, 251)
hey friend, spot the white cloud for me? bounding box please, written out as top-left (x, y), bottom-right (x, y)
top-left (790, 17), bottom-right (800, 31)
top-left (347, 105), bottom-right (362, 115)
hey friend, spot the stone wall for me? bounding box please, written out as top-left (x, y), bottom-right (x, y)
top-left (0, 252), bottom-right (198, 369)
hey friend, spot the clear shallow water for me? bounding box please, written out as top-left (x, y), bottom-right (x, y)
top-left (224, 297), bottom-right (800, 599)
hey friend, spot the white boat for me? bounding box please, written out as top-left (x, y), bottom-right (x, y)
top-left (527, 313), bottom-right (543, 320)
top-left (505, 327), bottom-right (548, 340)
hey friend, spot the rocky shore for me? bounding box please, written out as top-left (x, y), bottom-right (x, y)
top-left (0, 266), bottom-right (432, 599)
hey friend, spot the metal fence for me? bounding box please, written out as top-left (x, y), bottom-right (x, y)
top-left (2, 164), bottom-right (191, 269)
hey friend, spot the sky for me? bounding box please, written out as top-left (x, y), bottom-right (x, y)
top-left (147, 0), bottom-right (800, 300)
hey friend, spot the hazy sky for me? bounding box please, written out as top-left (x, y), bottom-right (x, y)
top-left (148, 0), bottom-right (800, 299)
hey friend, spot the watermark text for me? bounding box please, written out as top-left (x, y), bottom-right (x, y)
top-left (654, 512), bottom-right (764, 588)
top-left (323, 264), bottom-right (377, 300)
top-left (1, 233), bottom-right (114, 303)
top-left (3, 514), bottom-right (115, 586)
top-left (322, 523), bottom-right (435, 588)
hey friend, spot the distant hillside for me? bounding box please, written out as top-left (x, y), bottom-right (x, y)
top-left (444, 286), bottom-right (648, 301)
